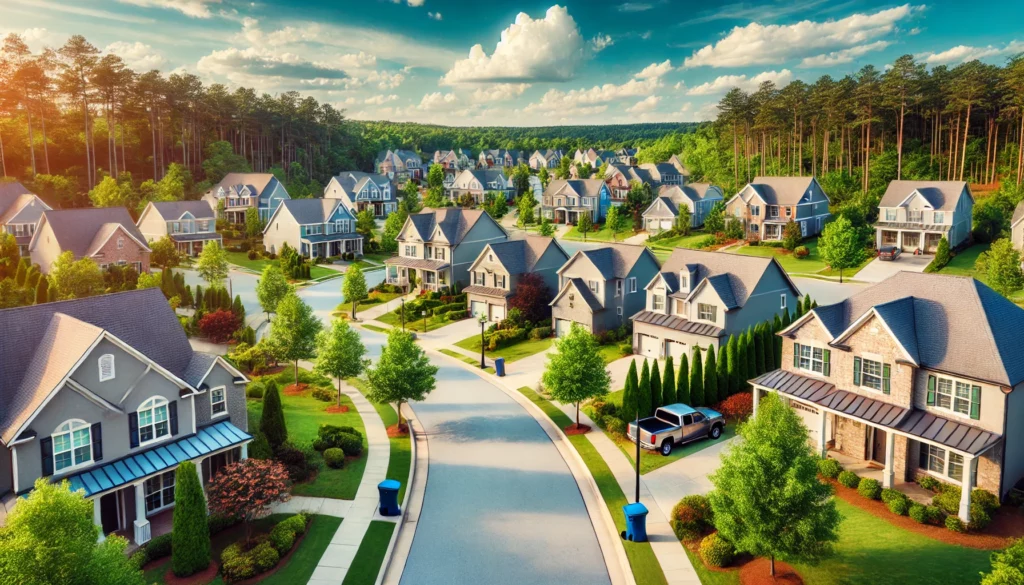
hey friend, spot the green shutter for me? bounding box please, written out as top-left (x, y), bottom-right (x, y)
top-left (971, 385), bottom-right (982, 420)
top-left (882, 364), bottom-right (891, 395)
top-left (793, 343), bottom-right (799, 368)
top-left (853, 357), bottom-right (862, 386)
top-left (926, 375), bottom-right (936, 406)
top-left (822, 349), bottom-right (831, 377)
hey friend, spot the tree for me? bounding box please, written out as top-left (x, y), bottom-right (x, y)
top-left (773, 314), bottom-right (784, 369)
top-left (717, 343), bottom-right (729, 403)
top-left (638, 360), bottom-right (652, 418)
top-left (980, 538), bottom-right (1024, 585)
top-left (365, 328), bottom-right (438, 428)
top-left (355, 209), bottom-right (376, 244)
top-left (48, 252), bottom-right (104, 300)
top-left (677, 354), bottom-right (690, 404)
top-left (510, 163), bottom-right (531, 196)
top-left (517, 189), bottom-right (538, 227)
top-left (342, 264), bottom-right (368, 320)
top-left (818, 216), bottom-right (865, 283)
top-left (268, 291), bottom-right (321, 384)
top-left (401, 180), bottom-right (422, 213)
top-left (199, 309), bottom-right (240, 343)
top-left (196, 240), bottom-right (229, 288)
top-left (650, 360), bottom-right (663, 411)
top-left (0, 478), bottom-right (144, 585)
top-left (782, 220), bottom-right (802, 251)
top-left (201, 140), bottom-right (250, 183)
top-left (690, 347), bottom-right (704, 406)
top-left (88, 175), bottom-right (135, 208)
top-left (605, 205), bottom-right (625, 241)
top-left (538, 215), bottom-right (555, 237)
top-left (662, 356), bottom-right (676, 408)
top-left (704, 201), bottom-right (726, 233)
top-left (542, 323), bottom-right (611, 426)
top-left (984, 239), bottom-right (1024, 298)
top-left (150, 236), bottom-right (181, 268)
top-left (883, 54), bottom-right (924, 180)
top-left (314, 318), bottom-right (367, 406)
top-left (708, 392), bottom-right (840, 576)
top-left (620, 359), bottom-right (639, 423)
top-left (424, 186), bottom-right (447, 208)
top-left (538, 166), bottom-right (550, 188)
top-left (0, 233), bottom-right (19, 280)
top-left (244, 207), bottom-right (263, 238)
top-left (753, 324), bottom-right (766, 377)
top-left (577, 212), bottom-right (593, 240)
top-left (557, 155), bottom-right (572, 179)
top-left (744, 328), bottom-right (756, 384)
top-left (508, 272), bottom-right (551, 323)
top-left (381, 206), bottom-right (408, 253)
top-left (674, 205), bottom-right (692, 235)
top-left (928, 235), bottom-right (951, 271)
top-left (483, 191), bottom-right (509, 219)
top-left (256, 265), bottom-right (291, 320)
top-left (171, 461), bottom-right (210, 577)
top-left (206, 459), bottom-right (290, 543)
top-left (427, 163), bottom-right (445, 191)
top-left (704, 348), bottom-right (718, 406)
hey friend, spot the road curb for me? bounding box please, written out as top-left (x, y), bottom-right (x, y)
top-left (378, 404), bottom-right (424, 585)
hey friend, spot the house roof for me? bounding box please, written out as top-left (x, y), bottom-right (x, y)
top-left (638, 163), bottom-right (680, 181)
top-left (606, 164), bottom-right (655, 186)
top-left (546, 179), bottom-right (607, 199)
top-left (659, 248), bottom-right (798, 309)
top-left (552, 277), bottom-right (603, 312)
top-left (632, 310), bottom-right (723, 338)
top-left (209, 173), bottom-right (277, 199)
top-left (278, 198), bottom-right (342, 225)
top-left (645, 185), bottom-right (722, 218)
top-left (146, 200), bottom-right (216, 221)
top-left (570, 242), bottom-right (653, 280)
top-left (331, 171), bottom-right (393, 200)
top-left (405, 208), bottom-right (494, 245)
top-left (37, 208), bottom-right (149, 258)
top-left (483, 236), bottom-right (564, 275)
top-left (0, 193), bottom-right (47, 226)
top-left (879, 181), bottom-right (969, 211)
top-left (745, 176), bottom-right (819, 205)
top-left (805, 271), bottom-right (1024, 387)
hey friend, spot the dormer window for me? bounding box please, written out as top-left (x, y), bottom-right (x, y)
top-left (653, 295), bottom-right (665, 311)
top-left (99, 354), bottom-right (115, 382)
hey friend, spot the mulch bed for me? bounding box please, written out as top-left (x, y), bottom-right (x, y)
top-left (324, 404), bottom-right (350, 414)
top-left (282, 383), bottom-right (309, 395)
top-left (564, 423), bottom-right (591, 436)
top-left (739, 558), bottom-right (803, 585)
top-left (827, 479), bottom-right (1024, 549)
top-left (230, 520), bottom-right (311, 585)
top-left (163, 562), bottom-right (219, 585)
top-left (387, 423), bottom-right (409, 437)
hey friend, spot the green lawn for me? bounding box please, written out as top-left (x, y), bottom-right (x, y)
top-left (334, 292), bottom-right (403, 316)
top-left (646, 232), bottom-right (710, 251)
top-left (360, 324), bottom-right (388, 333)
top-left (439, 349), bottom-right (495, 374)
top-left (347, 378), bottom-right (412, 503)
top-left (599, 343), bottom-right (631, 365)
top-left (454, 334), bottom-right (554, 363)
top-left (733, 239), bottom-right (872, 279)
top-left (340, 521), bottom-right (397, 585)
top-left (939, 243), bottom-right (1024, 304)
top-left (224, 251), bottom-right (335, 280)
top-left (613, 423), bottom-right (737, 474)
top-left (563, 224), bottom-right (636, 242)
top-left (516, 386), bottom-right (668, 585)
top-left (377, 311), bottom-right (465, 332)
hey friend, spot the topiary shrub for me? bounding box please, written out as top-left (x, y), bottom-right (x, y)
top-left (933, 484), bottom-right (962, 515)
top-left (838, 470), bottom-right (860, 489)
top-left (251, 541), bottom-right (280, 573)
top-left (145, 533), bottom-right (174, 561)
top-left (817, 458), bottom-right (842, 479)
top-left (699, 533), bottom-right (735, 568)
top-left (604, 417), bottom-right (626, 436)
top-left (260, 380), bottom-right (288, 450)
top-left (246, 383), bottom-right (265, 399)
top-left (946, 516), bottom-right (966, 533)
top-left (278, 513), bottom-right (307, 536)
top-left (973, 489), bottom-right (1000, 514)
top-left (925, 505), bottom-right (945, 525)
top-left (670, 495), bottom-right (713, 541)
top-left (269, 524), bottom-right (296, 555)
top-left (172, 461), bottom-right (211, 577)
top-left (970, 503), bottom-right (992, 531)
top-left (310, 387), bottom-right (334, 402)
top-left (312, 425), bottom-right (363, 451)
top-left (888, 497), bottom-right (910, 516)
top-left (323, 448), bottom-right (346, 469)
top-left (918, 475), bottom-right (941, 492)
top-left (337, 432), bottom-right (363, 457)
top-left (909, 503), bottom-right (927, 523)
top-left (858, 478), bottom-right (882, 500)
top-left (221, 543), bottom-right (256, 582)
top-left (880, 488), bottom-right (903, 506)
top-left (793, 245), bottom-right (810, 258)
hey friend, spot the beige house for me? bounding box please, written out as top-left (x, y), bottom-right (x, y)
top-left (30, 208), bottom-right (151, 275)
top-left (447, 169), bottom-right (515, 204)
top-left (0, 182), bottom-right (50, 256)
top-left (875, 181), bottom-right (974, 253)
top-left (136, 200), bottom-right (221, 257)
top-left (642, 184), bottom-right (724, 233)
top-left (465, 236), bottom-right (569, 322)
top-left (756, 271), bottom-right (1024, 521)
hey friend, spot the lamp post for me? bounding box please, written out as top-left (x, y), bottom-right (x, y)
top-left (421, 310), bottom-right (427, 333)
top-left (400, 298), bottom-right (406, 331)
top-left (478, 313), bottom-right (488, 369)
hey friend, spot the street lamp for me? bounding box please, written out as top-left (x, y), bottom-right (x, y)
top-left (478, 312), bottom-right (488, 369)
top-left (421, 310), bottom-right (427, 333)
top-left (400, 298), bottom-right (406, 331)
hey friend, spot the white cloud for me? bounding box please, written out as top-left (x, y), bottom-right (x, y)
top-left (673, 81), bottom-right (686, 90)
top-left (471, 83), bottom-right (531, 102)
top-left (683, 4), bottom-right (921, 68)
top-left (416, 92), bottom-right (458, 111)
top-left (626, 96), bottom-right (660, 113)
top-left (105, 41), bottom-right (167, 70)
top-left (116, 0), bottom-right (221, 18)
top-left (591, 34), bottom-right (614, 52)
top-left (918, 40), bottom-right (1024, 65)
top-left (428, 12), bottom-right (442, 20)
top-left (406, 0), bottom-right (425, 6)
top-left (6, 27), bottom-right (65, 52)
top-left (441, 6), bottom-right (586, 84)
top-left (197, 47), bottom-right (350, 86)
top-left (365, 94), bottom-right (398, 105)
top-left (686, 69), bottom-right (794, 95)
top-left (618, 2), bottom-right (656, 12)
top-left (799, 40), bottom-right (890, 68)
top-left (635, 59), bottom-right (672, 79)
top-left (524, 61), bottom-right (670, 112)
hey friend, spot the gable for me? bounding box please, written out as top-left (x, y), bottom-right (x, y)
top-left (556, 250), bottom-right (601, 278)
top-left (397, 217), bottom-right (422, 242)
top-left (459, 212), bottom-right (506, 245)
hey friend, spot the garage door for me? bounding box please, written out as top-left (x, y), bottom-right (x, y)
top-left (660, 220), bottom-right (673, 230)
top-left (638, 334), bottom-right (660, 359)
top-left (555, 319), bottom-right (572, 338)
top-left (789, 400), bottom-right (820, 445)
top-left (470, 301), bottom-right (486, 318)
top-left (489, 304), bottom-right (505, 322)
top-left (667, 340), bottom-right (686, 363)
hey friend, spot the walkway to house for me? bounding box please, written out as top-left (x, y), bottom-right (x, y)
top-left (855, 254), bottom-right (930, 283)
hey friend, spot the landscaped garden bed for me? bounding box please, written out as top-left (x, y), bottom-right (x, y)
top-left (334, 288), bottom-right (404, 318)
top-left (376, 287), bottom-right (469, 332)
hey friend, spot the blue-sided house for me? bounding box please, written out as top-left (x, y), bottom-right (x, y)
top-left (263, 198), bottom-right (363, 259)
top-left (201, 173), bottom-right (291, 224)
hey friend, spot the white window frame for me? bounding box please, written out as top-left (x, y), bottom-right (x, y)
top-left (211, 386), bottom-right (227, 417)
top-left (935, 376), bottom-right (972, 417)
top-left (933, 211), bottom-right (945, 223)
top-left (52, 419), bottom-right (92, 474)
top-left (653, 295), bottom-right (665, 311)
top-left (617, 306), bottom-right (623, 316)
top-left (697, 303), bottom-right (717, 322)
top-left (751, 205), bottom-right (760, 217)
top-left (861, 358), bottom-right (884, 391)
top-left (588, 280), bottom-right (599, 293)
top-left (138, 397), bottom-right (171, 446)
top-left (615, 280), bottom-right (623, 297)
top-left (144, 470), bottom-right (176, 515)
top-left (629, 277), bottom-right (637, 293)
top-left (907, 210), bottom-right (924, 223)
top-left (780, 294), bottom-right (787, 311)
top-left (98, 354), bottom-right (116, 382)
top-left (798, 344), bottom-right (825, 375)
top-left (885, 209), bottom-right (897, 222)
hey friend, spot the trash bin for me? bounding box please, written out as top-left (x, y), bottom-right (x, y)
top-left (621, 502), bottom-right (648, 542)
top-left (495, 357), bottom-right (506, 377)
top-left (378, 479), bottom-right (402, 516)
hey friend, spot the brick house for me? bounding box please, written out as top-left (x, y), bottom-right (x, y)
top-left (725, 176), bottom-right (832, 241)
top-left (30, 208), bottom-right (151, 275)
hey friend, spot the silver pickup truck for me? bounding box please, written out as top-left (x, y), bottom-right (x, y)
top-left (627, 403), bottom-right (725, 456)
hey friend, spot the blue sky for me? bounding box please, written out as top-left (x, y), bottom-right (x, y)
top-left (3, 0), bottom-right (1023, 126)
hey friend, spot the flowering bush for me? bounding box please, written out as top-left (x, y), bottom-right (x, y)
top-left (794, 245), bottom-right (810, 259)
top-left (670, 494), bottom-right (713, 541)
top-left (714, 392), bottom-right (752, 421)
top-left (206, 459), bottom-right (290, 542)
top-left (199, 309), bottom-right (241, 343)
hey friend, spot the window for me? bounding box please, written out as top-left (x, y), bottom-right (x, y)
top-left (404, 245), bottom-right (417, 257)
top-left (98, 354), bottom-right (115, 382)
top-left (780, 294), bottom-right (787, 310)
top-left (629, 277), bottom-right (637, 293)
top-left (785, 207), bottom-right (792, 217)
top-left (861, 359), bottom-right (883, 390)
top-left (615, 280), bottom-right (623, 297)
top-left (617, 306), bottom-right (623, 316)
top-left (768, 206), bottom-right (779, 218)
top-left (138, 397), bottom-right (170, 444)
top-left (653, 295), bottom-right (665, 311)
top-left (751, 205), bottom-right (760, 217)
top-left (211, 386), bottom-right (227, 416)
top-left (144, 470), bottom-right (176, 514)
top-left (53, 420), bottom-right (91, 473)
top-left (907, 210), bottom-right (924, 223)
top-left (934, 376), bottom-right (975, 417)
top-left (947, 452), bottom-right (964, 482)
top-left (697, 303), bottom-right (717, 322)
top-left (885, 209), bottom-right (897, 222)
top-left (117, 237), bottom-right (124, 249)
top-left (922, 444), bottom-right (945, 474)
top-left (797, 344), bottom-right (827, 375)
top-left (435, 248), bottom-right (445, 260)
top-left (934, 211), bottom-right (945, 223)
top-left (494, 274), bottom-right (506, 288)
top-left (473, 272), bottom-right (485, 286)
top-left (588, 280), bottom-right (599, 293)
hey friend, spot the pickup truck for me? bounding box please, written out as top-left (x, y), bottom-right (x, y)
top-left (627, 403), bottom-right (725, 456)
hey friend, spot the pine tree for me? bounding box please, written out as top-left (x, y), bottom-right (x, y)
top-left (726, 335), bottom-right (740, 395)
top-left (34, 277), bottom-right (48, 304)
top-left (195, 284), bottom-right (204, 310)
top-left (260, 380), bottom-right (288, 450)
top-left (754, 324), bottom-right (766, 376)
top-left (677, 354), bottom-right (690, 404)
top-left (781, 308), bottom-right (792, 329)
top-left (704, 348), bottom-right (718, 406)
top-left (46, 281), bottom-right (57, 303)
top-left (662, 356), bottom-right (676, 406)
top-left (232, 294), bottom-right (244, 320)
top-left (638, 360), bottom-right (652, 418)
top-left (762, 325), bottom-right (776, 373)
top-left (745, 329), bottom-right (756, 383)
top-left (736, 333), bottom-right (749, 393)
top-left (690, 347), bottom-right (704, 407)
top-left (621, 360), bottom-right (638, 422)
top-left (14, 261), bottom-right (25, 286)
top-left (650, 360), bottom-right (662, 411)
top-left (717, 343), bottom-right (729, 403)
top-left (773, 313), bottom-right (784, 368)
top-left (172, 460), bottom-right (211, 577)
top-left (803, 295), bottom-right (813, 315)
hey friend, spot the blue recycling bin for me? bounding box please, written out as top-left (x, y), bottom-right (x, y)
top-left (495, 357), bottom-right (506, 377)
top-left (622, 502), bottom-right (649, 542)
top-left (378, 479), bottom-right (401, 516)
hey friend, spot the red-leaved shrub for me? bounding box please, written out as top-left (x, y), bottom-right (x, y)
top-left (199, 309), bottom-right (241, 343)
top-left (715, 392), bottom-right (753, 421)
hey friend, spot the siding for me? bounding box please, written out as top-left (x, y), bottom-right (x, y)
top-left (263, 207), bottom-right (301, 255)
top-left (193, 362), bottom-right (248, 433)
top-left (727, 266), bottom-right (795, 336)
top-left (136, 206), bottom-right (168, 241)
top-left (451, 217), bottom-right (507, 286)
top-left (29, 220), bottom-right (62, 274)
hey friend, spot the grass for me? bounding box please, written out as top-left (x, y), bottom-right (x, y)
top-left (347, 378), bottom-right (412, 503)
top-left (612, 423), bottom-right (736, 474)
top-left (334, 292), bottom-right (403, 316)
top-left (340, 521), bottom-right (397, 585)
top-left (454, 334), bottom-right (554, 363)
top-left (377, 311), bottom-right (463, 332)
top-left (563, 224), bottom-right (636, 242)
top-left (733, 239), bottom-right (872, 279)
top-left (937, 243), bottom-right (1024, 304)
top-left (439, 348), bottom-right (495, 374)
top-left (647, 232), bottom-right (710, 251)
top-left (599, 343), bottom-right (631, 365)
top-left (224, 251), bottom-right (335, 280)
top-left (516, 386), bottom-right (668, 585)
top-left (360, 324), bottom-right (388, 333)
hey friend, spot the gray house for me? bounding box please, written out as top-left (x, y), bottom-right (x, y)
top-left (632, 249), bottom-right (800, 359)
top-left (136, 200), bottom-right (221, 257)
top-left (324, 171), bottom-right (396, 219)
top-left (0, 182), bottom-right (50, 256)
top-left (550, 243), bottom-right (661, 336)
top-left (202, 173), bottom-right (290, 224)
top-left (465, 236), bottom-right (569, 322)
top-left (875, 181), bottom-right (974, 253)
top-left (384, 208), bottom-right (508, 291)
top-left (541, 179), bottom-right (611, 225)
top-left (725, 176), bottom-right (832, 241)
top-left (0, 288), bottom-right (250, 543)
top-left (263, 198), bottom-right (362, 259)
top-left (643, 184), bottom-right (725, 233)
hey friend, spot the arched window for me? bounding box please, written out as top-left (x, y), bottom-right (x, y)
top-left (138, 397), bottom-right (170, 444)
top-left (98, 354), bottom-right (115, 382)
top-left (53, 419), bottom-right (91, 472)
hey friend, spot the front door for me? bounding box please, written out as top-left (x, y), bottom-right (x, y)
top-left (902, 232), bottom-right (920, 252)
top-left (100, 492), bottom-right (120, 535)
top-left (871, 428), bottom-right (886, 464)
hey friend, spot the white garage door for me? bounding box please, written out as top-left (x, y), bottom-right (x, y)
top-left (638, 334), bottom-right (660, 359)
top-left (555, 319), bottom-right (572, 338)
top-left (790, 400), bottom-right (820, 445)
top-left (489, 304), bottom-right (505, 322)
top-left (667, 340), bottom-right (686, 363)
top-left (660, 220), bottom-right (673, 230)
top-left (470, 301), bottom-right (486, 318)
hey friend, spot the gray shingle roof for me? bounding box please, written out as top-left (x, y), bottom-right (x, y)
top-left (279, 198), bottom-right (340, 224)
top-left (705, 273), bottom-right (739, 310)
top-left (0, 193), bottom-right (47, 226)
top-left (40, 208), bottom-right (149, 258)
top-left (0, 182), bottom-right (37, 221)
top-left (405, 208), bottom-right (494, 245)
top-left (484, 236), bottom-right (564, 275)
top-left (574, 243), bottom-right (652, 280)
top-left (565, 278), bottom-right (603, 312)
top-left (746, 176), bottom-right (817, 205)
top-left (546, 179), bottom-right (607, 199)
top-left (879, 181), bottom-right (970, 212)
top-left (331, 171), bottom-right (394, 201)
top-left (659, 249), bottom-right (797, 309)
top-left (147, 200), bottom-right (216, 221)
top-left (209, 173), bottom-right (277, 199)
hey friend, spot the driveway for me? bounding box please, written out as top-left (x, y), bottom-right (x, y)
top-left (642, 436), bottom-right (737, 520)
top-left (855, 254), bottom-right (931, 283)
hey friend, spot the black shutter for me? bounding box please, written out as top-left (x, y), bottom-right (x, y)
top-left (926, 375), bottom-right (936, 406)
top-left (91, 423), bottom-right (103, 462)
top-left (169, 401), bottom-right (178, 436)
top-left (128, 412), bottom-right (139, 448)
top-left (40, 437), bottom-right (53, 477)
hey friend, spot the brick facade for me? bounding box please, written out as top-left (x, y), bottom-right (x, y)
top-left (91, 228), bottom-right (151, 273)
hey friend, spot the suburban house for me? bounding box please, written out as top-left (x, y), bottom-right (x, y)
top-left (1012, 202), bottom-right (1024, 254)
top-left (0, 287), bottom-right (251, 543)
top-left (615, 147), bottom-right (639, 166)
top-left (201, 173), bottom-right (290, 224)
top-left (478, 149), bottom-right (523, 168)
top-left (433, 149), bottom-right (473, 170)
top-left (0, 182), bottom-right (50, 256)
top-left (30, 208), bottom-right (151, 275)
top-left (384, 208), bottom-right (508, 291)
top-left (638, 162), bottom-right (686, 186)
top-left (263, 198), bottom-right (362, 259)
top-left (447, 169), bottom-right (515, 204)
top-left (375, 149), bottom-right (423, 182)
top-left (603, 164), bottom-right (655, 199)
top-left (667, 154), bottom-right (689, 177)
top-left (136, 201), bottom-right (221, 257)
top-left (573, 148), bottom-right (616, 168)
top-left (550, 243), bottom-right (660, 336)
top-left (465, 236), bottom-right (569, 322)
top-left (756, 271), bottom-right (1024, 521)
top-left (642, 184), bottom-right (725, 233)
top-left (875, 181), bottom-right (974, 253)
top-left (324, 171), bottom-right (397, 219)
top-left (529, 149), bottom-right (564, 170)
top-left (725, 176), bottom-right (832, 241)
top-left (541, 179), bottom-right (611, 225)
top-left (632, 249), bottom-right (799, 359)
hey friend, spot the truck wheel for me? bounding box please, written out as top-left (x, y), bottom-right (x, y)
top-left (710, 425), bottom-right (722, 440)
top-left (660, 439), bottom-right (673, 456)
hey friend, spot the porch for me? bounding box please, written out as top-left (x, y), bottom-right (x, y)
top-left (553, 207), bottom-right (593, 225)
top-left (761, 221), bottom-right (785, 241)
top-left (172, 234), bottom-right (222, 257)
top-left (355, 201), bottom-right (391, 218)
top-left (875, 224), bottom-right (947, 254)
top-left (300, 235), bottom-right (363, 260)
top-left (384, 257), bottom-right (451, 292)
top-left (826, 450), bottom-right (935, 504)
top-left (224, 208), bottom-right (249, 225)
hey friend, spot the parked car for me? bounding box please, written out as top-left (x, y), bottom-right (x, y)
top-left (626, 403), bottom-right (725, 456)
top-left (878, 245), bottom-right (901, 261)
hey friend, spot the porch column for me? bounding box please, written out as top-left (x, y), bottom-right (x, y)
top-left (195, 458), bottom-right (209, 512)
top-left (241, 442), bottom-right (249, 460)
top-left (959, 455), bottom-right (976, 522)
top-left (817, 410), bottom-right (827, 458)
top-left (93, 497), bottom-right (106, 543)
top-left (133, 482), bottom-right (151, 545)
top-left (883, 431), bottom-right (895, 488)
top-left (752, 387), bottom-right (761, 418)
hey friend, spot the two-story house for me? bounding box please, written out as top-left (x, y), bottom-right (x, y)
top-left (755, 271), bottom-right (1024, 521)
top-left (541, 179), bottom-right (611, 225)
top-left (529, 149), bottom-right (564, 170)
top-left (433, 149), bottom-right (473, 171)
top-left (726, 176), bottom-right (832, 241)
top-left (639, 162), bottom-right (686, 186)
top-left (263, 198), bottom-right (362, 259)
top-left (0, 182), bottom-right (51, 256)
top-left (643, 184), bottom-right (725, 233)
top-left (465, 236), bottom-right (569, 322)
top-left (376, 149), bottom-right (423, 182)
top-left (136, 201), bottom-right (221, 257)
top-left (384, 208), bottom-right (508, 291)
top-left (875, 181), bottom-right (974, 253)
top-left (324, 171), bottom-right (396, 219)
top-left (447, 169), bottom-right (515, 204)
top-left (573, 148), bottom-right (616, 168)
top-left (478, 149), bottom-right (523, 169)
top-left (602, 164), bottom-right (655, 200)
top-left (201, 173), bottom-right (291, 224)
top-left (632, 249), bottom-right (799, 359)
top-left (30, 208), bottom-right (151, 275)
top-left (615, 148), bottom-right (639, 166)
top-left (550, 243), bottom-right (660, 336)
top-left (667, 154), bottom-right (689, 177)
top-left (0, 288), bottom-right (250, 542)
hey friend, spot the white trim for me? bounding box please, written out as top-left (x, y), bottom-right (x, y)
top-left (66, 379), bottom-right (122, 413)
top-left (210, 386), bottom-right (228, 418)
top-left (137, 397), bottom-right (172, 447)
top-left (119, 365), bottom-right (152, 405)
top-left (98, 354), bottom-right (115, 382)
top-left (832, 307), bottom-right (918, 365)
top-left (88, 223), bottom-right (152, 255)
top-left (51, 418), bottom-right (94, 476)
top-left (11, 447), bottom-right (19, 494)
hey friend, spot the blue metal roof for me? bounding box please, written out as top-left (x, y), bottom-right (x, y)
top-left (65, 420), bottom-right (251, 498)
